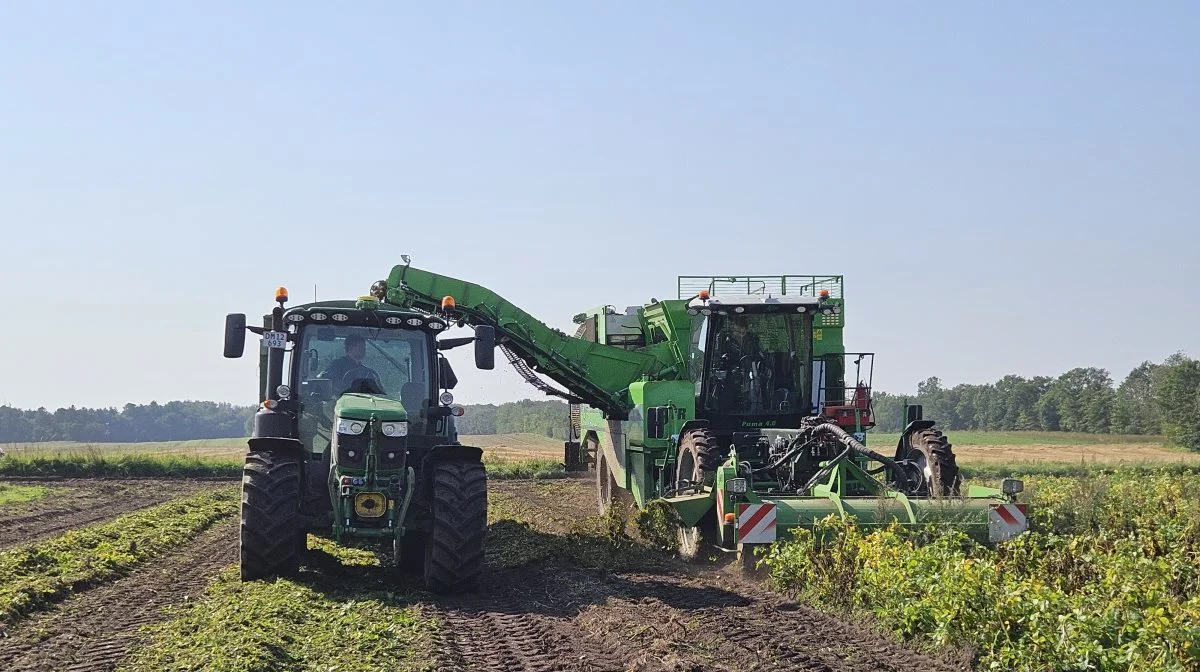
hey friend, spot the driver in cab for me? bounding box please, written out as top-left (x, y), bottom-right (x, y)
top-left (321, 335), bottom-right (381, 395)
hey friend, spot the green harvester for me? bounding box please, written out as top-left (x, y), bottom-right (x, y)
top-left (384, 265), bottom-right (1029, 564)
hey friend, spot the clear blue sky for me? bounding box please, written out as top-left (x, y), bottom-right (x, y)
top-left (1, 2), bottom-right (1196, 410)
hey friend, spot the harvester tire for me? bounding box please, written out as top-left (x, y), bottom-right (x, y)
top-left (675, 429), bottom-right (721, 561)
top-left (595, 439), bottom-right (634, 514)
top-left (240, 450), bottom-right (303, 581)
top-left (908, 429), bottom-right (962, 496)
top-left (425, 461), bottom-right (487, 594)
top-left (675, 429), bottom-right (721, 489)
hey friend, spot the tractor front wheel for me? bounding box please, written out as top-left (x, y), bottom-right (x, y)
top-left (425, 461), bottom-right (487, 594)
top-left (240, 450), bottom-right (302, 580)
top-left (674, 429), bottom-right (720, 561)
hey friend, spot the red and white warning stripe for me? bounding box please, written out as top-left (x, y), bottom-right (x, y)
top-left (988, 503), bottom-right (1028, 542)
top-left (737, 503), bottom-right (777, 544)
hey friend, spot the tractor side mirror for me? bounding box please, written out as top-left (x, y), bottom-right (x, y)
top-left (224, 314), bottom-right (247, 358)
top-left (646, 406), bottom-right (668, 439)
top-left (474, 325), bottom-right (495, 370)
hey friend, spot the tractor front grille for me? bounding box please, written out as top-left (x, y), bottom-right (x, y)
top-left (336, 433), bottom-right (368, 467)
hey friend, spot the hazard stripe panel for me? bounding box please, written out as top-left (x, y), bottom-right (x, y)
top-left (737, 503), bottom-right (777, 544)
top-left (988, 503), bottom-right (1028, 542)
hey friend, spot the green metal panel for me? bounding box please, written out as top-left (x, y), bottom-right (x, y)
top-left (386, 266), bottom-right (679, 417)
top-left (333, 393), bottom-right (409, 422)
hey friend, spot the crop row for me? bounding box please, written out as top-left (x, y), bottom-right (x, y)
top-left (763, 469), bottom-right (1200, 671)
top-left (0, 486), bottom-right (238, 624)
top-left (119, 535), bottom-right (437, 672)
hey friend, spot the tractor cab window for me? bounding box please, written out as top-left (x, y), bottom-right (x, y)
top-left (296, 326), bottom-right (432, 413)
top-left (703, 313), bottom-right (810, 414)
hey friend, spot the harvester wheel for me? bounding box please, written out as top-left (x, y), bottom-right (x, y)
top-left (596, 449), bottom-right (616, 514)
top-left (675, 429), bottom-right (721, 561)
top-left (425, 461), bottom-right (487, 594)
top-left (240, 450), bottom-right (303, 580)
top-left (907, 429), bottom-right (962, 496)
top-left (595, 440), bottom-right (634, 514)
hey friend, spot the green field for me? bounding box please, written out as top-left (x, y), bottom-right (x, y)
top-left (764, 468), bottom-right (1200, 671)
top-left (4, 431), bottom-right (1194, 480)
top-left (0, 484), bottom-right (51, 507)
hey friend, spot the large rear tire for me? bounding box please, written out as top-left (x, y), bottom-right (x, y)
top-left (240, 450), bottom-right (302, 580)
top-left (907, 428), bottom-right (962, 496)
top-left (424, 461), bottom-right (487, 594)
top-left (674, 429), bottom-right (721, 561)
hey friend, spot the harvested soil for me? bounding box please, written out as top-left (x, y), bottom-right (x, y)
top-left (0, 479), bottom-right (232, 550)
top-left (0, 518), bottom-right (237, 671)
top-left (431, 476), bottom-right (967, 672)
top-left (0, 474), bottom-right (967, 671)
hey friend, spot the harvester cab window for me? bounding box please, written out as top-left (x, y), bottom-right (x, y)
top-left (704, 313), bottom-right (809, 414)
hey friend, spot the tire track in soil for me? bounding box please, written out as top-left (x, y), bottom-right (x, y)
top-left (0, 480), bottom-right (232, 550)
top-left (428, 571), bottom-right (629, 672)
top-left (0, 517), bottom-right (237, 672)
top-left (429, 564), bottom-right (965, 672)
top-left (437, 477), bottom-right (968, 672)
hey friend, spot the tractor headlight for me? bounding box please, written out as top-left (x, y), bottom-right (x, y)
top-left (1001, 478), bottom-right (1024, 496)
top-left (381, 421), bottom-right (408, 437)
top-left (726, 478), bottom-right (748, 494)
top-left (335, 417), bottom-right (366, 435)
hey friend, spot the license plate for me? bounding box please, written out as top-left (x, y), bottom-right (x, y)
top-left (263, 331), bottom-right (288, 349)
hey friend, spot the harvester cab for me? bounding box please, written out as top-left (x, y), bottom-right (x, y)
top-left (223, 284), bottom-right (496, 593)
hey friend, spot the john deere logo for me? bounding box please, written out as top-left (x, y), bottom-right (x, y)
top-left (354, 492), bottom-right (386, 518)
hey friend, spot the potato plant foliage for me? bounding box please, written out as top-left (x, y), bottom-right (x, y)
top-left (764, 470), bottom-right (1200, 671)
top-left (0, 487), bottom-right (237, 624)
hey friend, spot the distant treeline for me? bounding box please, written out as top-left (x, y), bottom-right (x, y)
top-left (456, 399), bottom-right (569, 439)
top-left (3, 352), bottom-right (1197, 451)
top-left (0, 401), bottom-right (255, 443)
top-left (871, 353), bottom-right (1200, 451)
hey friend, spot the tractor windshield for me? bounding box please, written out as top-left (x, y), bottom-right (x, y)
top-left (291, 324), bottom-right (433, 457)
top-left (693, 313), bottom-right (811, 415)
top-left (295, 325), bottom-right (432, 412)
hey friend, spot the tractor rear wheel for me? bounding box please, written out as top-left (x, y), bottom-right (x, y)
top-left (674, 429), bottom-right (721, 561)
top-left (240, 450), bottom-right (302, 580)
top-left (907, 428), bottom-right (962, 496)
top-left (424, 461), bottom-right (487, 594)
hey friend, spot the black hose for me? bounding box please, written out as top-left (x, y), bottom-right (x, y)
top-left (811, 423), bottom-right (903, 472)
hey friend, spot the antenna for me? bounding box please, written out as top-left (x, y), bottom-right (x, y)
top-left (313, 284), bottom-right (317, 302)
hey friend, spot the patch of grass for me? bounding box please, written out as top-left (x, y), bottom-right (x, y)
top-left (0, 453), bottom-right (242, 478)
top-left (0, 484), bottom-right (51, 507)
top-left (119, 539), bottom-right (437, 672)
top-left (0, 487), bottom-right (238, 624)
top-left (483, 456), bottom-right (568, 480)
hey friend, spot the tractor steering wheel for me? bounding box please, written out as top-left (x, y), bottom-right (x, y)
top-left (340, 366), bottom-right (385, 395)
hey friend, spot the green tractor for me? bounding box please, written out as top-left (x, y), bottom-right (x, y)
top-left (383, 266), bottom-right (1028, 564)
top-left (223, 285), bottom-right (496, 592)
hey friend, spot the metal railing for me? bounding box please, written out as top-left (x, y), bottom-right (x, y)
top-left (677, 275), bottom-right (843, 300)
